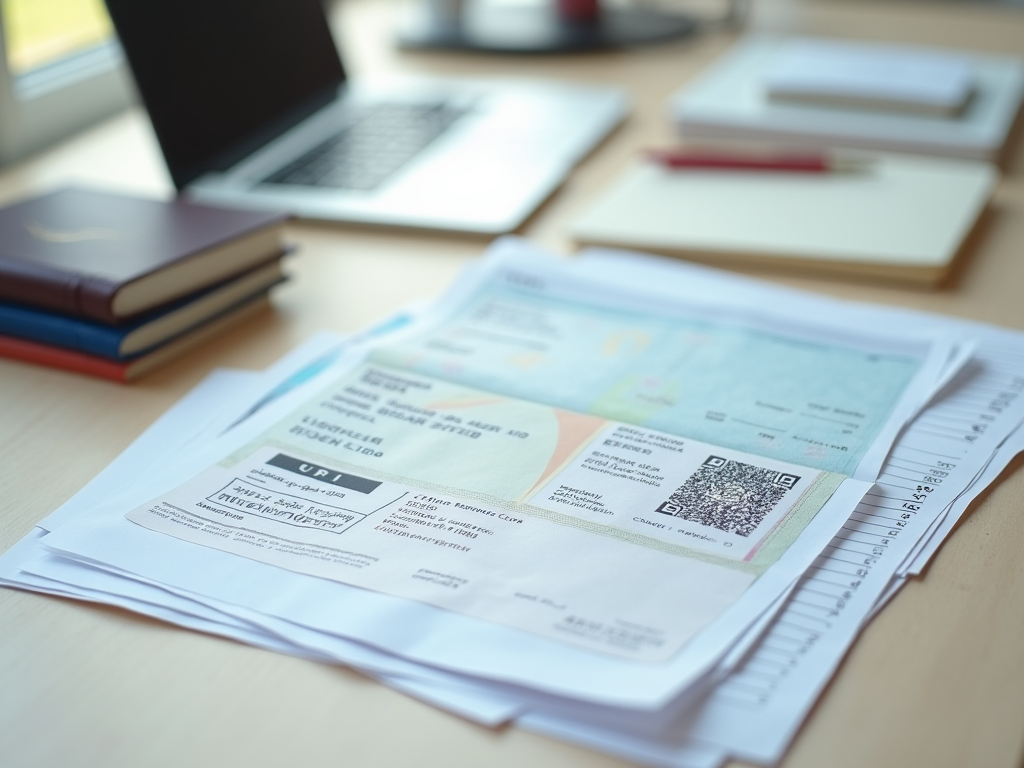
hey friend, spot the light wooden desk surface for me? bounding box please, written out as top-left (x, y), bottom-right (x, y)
top-left (2, 1), bottom-right (1024, 766)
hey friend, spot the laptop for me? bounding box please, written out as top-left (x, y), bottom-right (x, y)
top-left (103, 0), bottom-right (627, 234)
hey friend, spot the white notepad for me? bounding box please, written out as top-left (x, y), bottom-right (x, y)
top-left (765, 40), bottom-right (976, 116)
top-left (671, 36), bottom-right (1024, 161)
top-left (572, 155), bottom-right (998, 286)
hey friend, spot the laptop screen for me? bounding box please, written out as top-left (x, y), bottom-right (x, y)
top-left (105, 0), bottom-right (346, 188)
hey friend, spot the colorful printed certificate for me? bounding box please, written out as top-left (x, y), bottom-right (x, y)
top-left (43, 241), bottom-right (954, 701)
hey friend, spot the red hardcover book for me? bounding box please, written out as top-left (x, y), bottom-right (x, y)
top-left (0, 292), bottom-right (272, 382)
top-left (0, 187), bottom-right (287, 323)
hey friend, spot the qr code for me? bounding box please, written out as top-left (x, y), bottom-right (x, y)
top-left (656, 456), bottom-right (801, 537)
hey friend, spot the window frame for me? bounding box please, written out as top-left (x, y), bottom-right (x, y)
top-left (0, 8), bottom-right (135, 167)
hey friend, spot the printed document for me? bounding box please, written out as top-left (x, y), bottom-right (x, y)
top-left (14, 241), bottom-right (1024, 768)
top-left (37, 240), bottom-right (952, 706)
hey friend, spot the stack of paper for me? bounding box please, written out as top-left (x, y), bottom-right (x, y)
top-left (4, 238), bottom-right (1024, 768)
top-left (670, 36), bottom-right (1024, 160)
top-left (763, 40), bottom-right (977, 116)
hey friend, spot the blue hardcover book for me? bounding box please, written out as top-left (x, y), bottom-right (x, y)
top-left (0, 260), bottom-right (284, 360)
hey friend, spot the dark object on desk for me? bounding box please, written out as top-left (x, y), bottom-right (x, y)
top-left (398, 0), bottom-right (700, 53)
top-left (0, 260), bottom-right (285, 360)
top-left (0, 187), bottom-right (286, 324)
top-left (100, 0), bottom-right (626, 234)
top-left (0, 292), bottom-right (273, 382)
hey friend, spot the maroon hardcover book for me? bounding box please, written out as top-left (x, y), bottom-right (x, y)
top-left (0, 187), bottom-right (287, 324)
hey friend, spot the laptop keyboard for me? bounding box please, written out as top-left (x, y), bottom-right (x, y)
top-left (262, 102), bottom-right (469, 192)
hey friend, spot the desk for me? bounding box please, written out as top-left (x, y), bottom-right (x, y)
top-left (2, 1), bottom-right (1024, 766)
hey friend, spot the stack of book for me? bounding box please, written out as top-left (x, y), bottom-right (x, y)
top-left (0, 187), bottom-right (289, 381)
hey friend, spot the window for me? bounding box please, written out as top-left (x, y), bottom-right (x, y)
top-left (4, 0), bottom-right (113, 74)
top-left (0, 0), bottom-right (134, 166)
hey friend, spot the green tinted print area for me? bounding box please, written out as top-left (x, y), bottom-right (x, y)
top-left (370, 284), bottom-right (920, 475)
top-left (257, 364), bottom-right (608, 502)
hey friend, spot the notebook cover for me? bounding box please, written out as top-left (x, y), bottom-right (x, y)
top-left (0, 334), bottom-right (131, 381)
top-left (763, 40), bottom-right (975, 117)
top-left (572, 157), bottom-right (998, 286)
top-left (0, 187), bottom-right (286, 323)
top-left (0, 258), bottom-right (285, 359)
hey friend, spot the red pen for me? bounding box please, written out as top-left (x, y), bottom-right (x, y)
top-left (645, 149), bottom-right (867, 173)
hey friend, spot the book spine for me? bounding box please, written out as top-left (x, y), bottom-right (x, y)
top-left (0, 303), bottom-right (125, 358)
top-left (0, 258), bottom-right (82, 315)
top-left (0, 334), bottom-right (128, 382)
top-left (77, 275), bottom-right (121, 324)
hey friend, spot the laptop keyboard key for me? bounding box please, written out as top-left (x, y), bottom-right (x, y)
top-left (263, 102), bottom-right (468, 192)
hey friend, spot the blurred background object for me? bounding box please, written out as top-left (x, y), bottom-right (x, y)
top-left (3, 0), bottom-right (113, 73)
top-left (398, 0), bottom-right (749, 53)
top-left (0, 0), bottom-right (134, 166)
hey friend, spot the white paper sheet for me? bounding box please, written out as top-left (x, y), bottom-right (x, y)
top-left (30, 241), bottom-right (951, 712)
top-left (558, 247), bottom-right (1024, 762)
top-left (4, 240), bottom-right (1003, 768)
